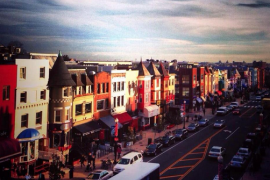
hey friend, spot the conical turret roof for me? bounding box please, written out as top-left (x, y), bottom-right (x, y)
top-left (147, 61), bottom-right (161, 77)
top-left (158, 62), bottom-right (169, 77)
top-left (48, 51), bottom-right (76, 87)
top-left (136, 61), bottom-right (150, 76)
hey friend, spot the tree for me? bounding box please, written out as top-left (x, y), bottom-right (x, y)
top-left (8, 40), bottom-right (27, 53)
top-left (63, 55), bottom-right (70, 61)
top-left (49, 154), bottom-right (65, 180)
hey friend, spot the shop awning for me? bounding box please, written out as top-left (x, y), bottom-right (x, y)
top-left (17, 128), bottom-right (40, 142)
top-left (196, 97), bottom-right (203, 104)
top-left (112, 112), bottom-right (133, 125)
top-left (200, 96), bottom-right (206, 102)
top-left (144, 105), bottom-right (159, 118)
top-left (73, 120), bottom-right (101, 136)
top-left (0, 138), bottom-right (21, 162)
top-left (99, 115), bottom-right (123, 129)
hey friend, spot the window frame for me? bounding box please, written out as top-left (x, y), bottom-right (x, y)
top-left (40, 67), bottom-right (45, 78)
top-left (75, 104), bottom-right (83, 116)
top-left (21, 114), bottom-right (28, 128)
top-left (20, 91), bottom-right (27, 103)
top-left (40, 89), bottom-right (46, 100)
top-left (20, 67), bottom-right (26, 79)
top-left (85, 102), bottom-right (92, 113)
top-left (182, 75), bottom-right (190, 84)
top-left (36, 111), bottom-right (42, 125)
top-left (55, 110), bottom-right (61, 123)
top-left (2, 85), bottom-right (10, 100)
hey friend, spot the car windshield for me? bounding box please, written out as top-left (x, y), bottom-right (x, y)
top-left (199, 119), bottom-right (206, 122)
top-left (87, 173), bottom-right (100, 179)
top-left (234, 109), bottom-right (240, 111)
top-left (211, 148), bottom-right (220, 152)
top-left (162, 136), bottom-right (169, 140)
top-left (232, 157), bottom-right (242, 162)
top-left (147, 144), bottom-right (157, 149)
top-left (217, 108), bottom-right (225, 111)
top-left (189, 124), bottom-right (195, 127)
top-left (118, 158), bottom-right (130, 165)
top-left (215, 120), bottom-right (223, 123)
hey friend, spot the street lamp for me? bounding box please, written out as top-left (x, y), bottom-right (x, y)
top-left (217, 155), bottom-right (223, 180)
top-left (260, 113), bottom-right (263, 127)
top-left (183, 101), bottom-right (186, 129)
top-left (114, 118), bottom-right (119, 142)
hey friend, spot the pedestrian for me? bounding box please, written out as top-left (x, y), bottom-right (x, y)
top-left (38, 173), bottom-right (45, 180)
top-left (80, 155), bottom-right (85, 168)
top-left (88, 152), bottom-right (92, 164)
top-left (203, 108), bottom-right (205, 116)
top-left (25, 174), bottom-right (31, 180)
top-left (92, 154), bottom-right (96, 170)
top-left (117, 145), bottom-right (122, 159)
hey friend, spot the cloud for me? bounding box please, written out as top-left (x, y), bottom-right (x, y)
top-left (237, 1), bottom-right (270, 8)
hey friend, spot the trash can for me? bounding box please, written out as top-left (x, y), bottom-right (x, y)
top-left (69, 166), bottom-right (74, 179)
top-left (148, 138), bottom-right (152, 145)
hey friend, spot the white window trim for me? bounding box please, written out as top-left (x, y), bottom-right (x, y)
top-left (54, 107), bottom-right (63, 123)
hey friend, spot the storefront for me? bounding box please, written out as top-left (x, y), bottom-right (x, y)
top-left (142, 105), bottom-right (159, 130)
top-left (99, 115), bottom-right (123, 142)
top-left (112, 112), bottom-right (133, 133)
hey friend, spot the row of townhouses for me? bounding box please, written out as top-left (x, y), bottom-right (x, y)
top-left (0, 45), bottom-right (268, 176)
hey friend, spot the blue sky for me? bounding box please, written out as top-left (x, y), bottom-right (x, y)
top-left (0, 0), bottom-right (270, 62)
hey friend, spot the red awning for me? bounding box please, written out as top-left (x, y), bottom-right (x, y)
top-left (0, 138), bottom-right (21, 162)
top-left (112, 112), bottom-right (133, 125)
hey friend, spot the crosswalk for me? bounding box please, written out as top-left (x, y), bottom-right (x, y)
top-left (243, 105), bottom-right (259, 108)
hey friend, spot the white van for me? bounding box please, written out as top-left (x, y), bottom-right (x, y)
top-left (113, 152), bottom-right (143, 174)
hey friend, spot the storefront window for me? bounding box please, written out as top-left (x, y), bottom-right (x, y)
top-left (53, 134), bottom-right (60, 147)
top-left (30, 141), bottom-right (35, 159)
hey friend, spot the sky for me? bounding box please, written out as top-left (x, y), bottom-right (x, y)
top-left (0, 0), bottom-right (270, 62)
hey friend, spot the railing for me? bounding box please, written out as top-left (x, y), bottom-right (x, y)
top-left (34, 162), bottom-right (50, 175)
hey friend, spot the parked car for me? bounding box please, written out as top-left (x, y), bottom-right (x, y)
top-left (236, 147), bottom-right (252, 158)
top-left (243, 139), bottom-right (255, 150)
top-left (216, 107), bottom-right (228, 116)
top-left (256, 105), bottom-right (264, 113)
top-left (113, 152), bottom-right (143, 174)
top-left (85, 169), bottom-right (113, 180)
top-left (143, 143), bottom-right (163, 156)
top-left (256, 96), bottom-right (262, 101)
top-left (232, 108), bottom-right (241, 115)
top-left (198, 118), bottom-right (209, 127)
top-left (226, 105), bottom-right (234, 111)
top-left (172, 128), bottom-right (188, 140)
top-left (230, 102), bottom-right (239, 108)
top-left (166, 124), bottom-right (175, 129)
top-left (213, 120), bottom-right (225, 128)
top-left (229, 155), bottom-right (247, 169)
top-left (246, 132), bottom-right (259, 141)
top-left (187, 123), bottom-right (199, 132)
top-left (159, 133), bottom-right (176, 146)
top-left (208, 146), bottom-right (226, 158)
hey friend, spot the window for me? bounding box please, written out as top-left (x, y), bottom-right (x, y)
top-left (193, 75), bottom-right (196, 84)
top-left (151, 80), bottom-right (154, 88)
top-left (182, 75), bottom-right (189, 84)
top-left (139, 94), bottom-right (142, 103)
top-left (65, 109), bottom-right (70, 120)
top-left (55, 110), bottom-right (61, 122)
top-left (121, 96), bottom-right (124, 106)
top-left (151, 92), bottom-right (154, 101)
top-left (78, 87), bottom-right (82, 95)
top-left (121, 82), bottom-right (124, 91)
top-left (139, 81), bottom-right (142, 88)
top-left (63, 88), bottom-right (68, 97)
top-left (69, 87), bottom-right (73, 96)
top-left (75, 104), bottom-right (82, 115)
top-left (113, 82), bottom-right (116, 92)
top-left (106, 83), bottom-right (109, 92)
top-left (2, 86), bottom-right (10, 100)
top-left (36, 111), bottom-right (42, 125)
top-left (157, 79), bottom-right (160, 87)
top-left (182, 87), bottom-right (189, 97)
top-left (103, 83), bottom-right (105, 93)
top-left (97, 100), bottom-right (104, 110)
top-left (117, 82), bottom-right (120, 91)
top-left (97, 83), bottom-right (100, 94)
top-left (165, 80), bottom-right (168, 87)
top-left (20, 67), bottom-right (26, 79)
top-left (40, 67), bottom-right (45, 78)
top-left (40, 90), bottom-right (46, 100)
top-left (201, 85), bottom-right (204, 93)
top-left (146, 80), bottom-right (149, 89)
top-left (21, 114), bottom-right (28, 128)
top-left (85, 103), bottom-right (92, 113)
top-left (201, 75), bottom-right (204, 82)
top-left (105, 99), bottom-right (109, 109)
top-left (20, 92), bottom-right (27, 103)
top-left (117, 96), bottom-right (120, 106)
top-left (113, 97), bottom-right (116, 108)
top-left (87, 86), bottom-right (91, 94)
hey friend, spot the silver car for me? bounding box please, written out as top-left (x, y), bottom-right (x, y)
top-left (229, 155), bottom-right (247, 169)
top-left (85, 169), bottom-right (113, 180)
top-left (213, 120), bottom-right (225, 128)
top-left (208, 146), bottom-right (226, 158)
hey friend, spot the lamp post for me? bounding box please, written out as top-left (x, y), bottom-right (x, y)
top-left (217, 155), bottom-right (223, 180)
top-left (183, 101), bottom-right (186, 129)
top-left (114, 118), bottom-right (119, 142)
top-left (260, 113), bottom-right (263, 127)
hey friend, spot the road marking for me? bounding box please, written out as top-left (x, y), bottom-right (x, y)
top-left (159, 127), bottom-right (224, 180)
top-left (239, 107), bottom-right (253, 117)
top-left (225, 127), bottom-right (240, 140)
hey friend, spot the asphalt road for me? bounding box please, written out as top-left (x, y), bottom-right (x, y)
top-left (143, 100), bottom-right (266, 180)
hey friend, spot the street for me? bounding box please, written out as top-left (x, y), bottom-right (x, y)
top-left (143, 99), bottom-right (266, 180)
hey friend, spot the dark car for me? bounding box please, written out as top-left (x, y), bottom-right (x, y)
top-left (187, 123), bottom-right (199, 132)
top-left (160, 134), bottom-right (176, 146)
top-left (232, 108), bottom-right (241, 115)
top-left (243, 139), bottom-right (255, 151)
top-left (143, 143), bottom-right (163, 156)
top-left (198, 118), bottom-right (209, 127)
top-left (256, 105), bottom-right (264, 114)
top-left (172, 129), bottom-right (188, 140)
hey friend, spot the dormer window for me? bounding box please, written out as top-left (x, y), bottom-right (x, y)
top-left (63, 88), bottom-right (68, 97)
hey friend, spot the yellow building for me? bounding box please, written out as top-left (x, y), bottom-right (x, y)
top-left (168, 73), bottom-right (176, 105)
